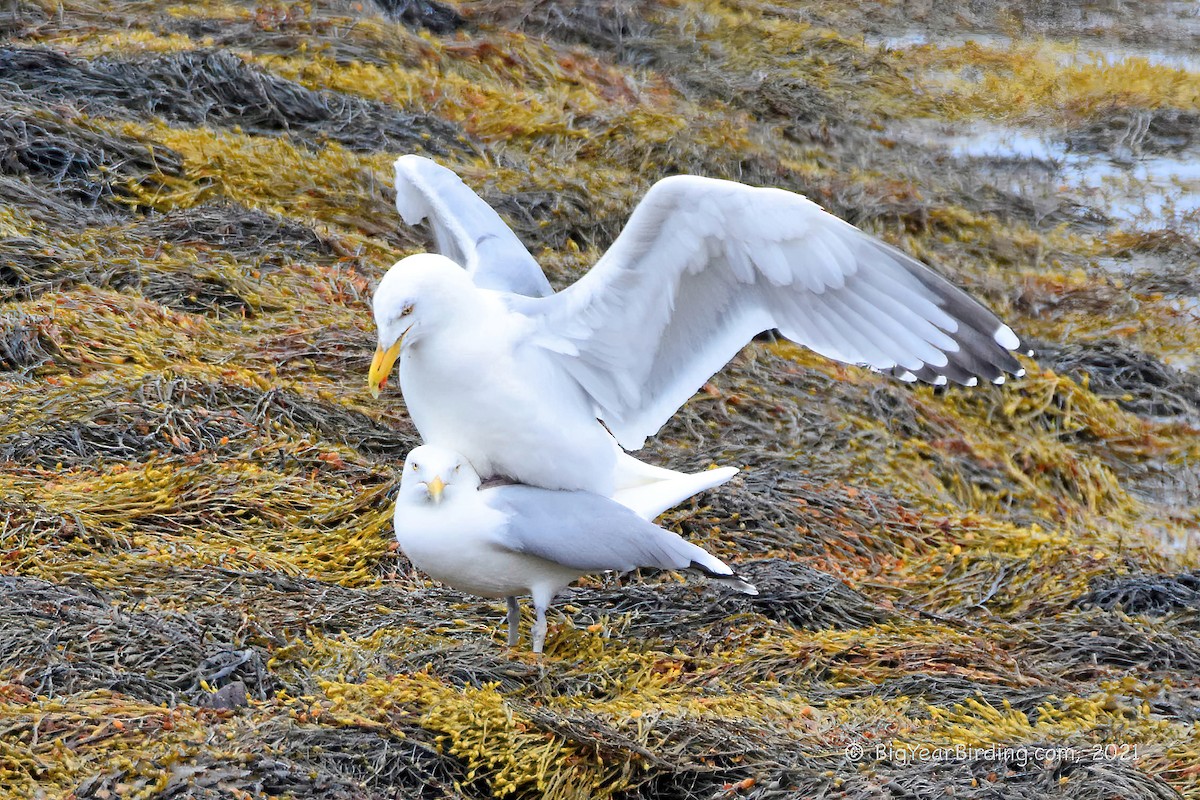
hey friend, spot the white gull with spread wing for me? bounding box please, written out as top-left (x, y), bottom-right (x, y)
top-left (370, 155), bottom-right (1026, 495)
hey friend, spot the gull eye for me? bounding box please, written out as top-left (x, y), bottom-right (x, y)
top-left (401, 303), bottom-right (414, 316)
top-left (411, 462), bottom-right (419, 471)
top-left (454, 465), bottom-right (460, 473)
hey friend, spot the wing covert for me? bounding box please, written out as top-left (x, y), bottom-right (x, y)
top-left (486, 488), bottom-right (704, 573)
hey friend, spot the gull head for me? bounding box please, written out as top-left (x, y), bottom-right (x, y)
top-left (399, 444), bottom-right (482, 505)
top-left (369, 253), bottom-right (474, 398)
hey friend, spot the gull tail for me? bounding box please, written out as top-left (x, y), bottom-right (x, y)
top-left (712, 574), bottom-right (759, 595)
top-left (612, 452), bottom-right (738, 521)
top-left (612, 450), bottom-right (700, 487)
top-left (642, 515), bottom-right (758, 595)
top-left (687, 559), bottom-right (758, 596)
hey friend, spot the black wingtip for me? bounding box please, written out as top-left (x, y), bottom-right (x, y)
top-left (863, 237), bottom-right (1030, 388)
top-left (689, 561), bottom-right (758, 595)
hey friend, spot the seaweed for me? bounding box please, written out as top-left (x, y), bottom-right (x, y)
top-left (137, 201), bottom-right (334, 255)
top-left (0, 46), bottom-right (473, 155)
top-left (0, 1), bottom-right (46, 39)
top-left (0, 312), bottom-right (59, 374)
top-left (1016, 609), bottom-right (1200, 680)
top-left (1039, 339), bottom-right (1200, 419)
top-left (466, 0), bottom-right (660, 60)
top-left (562, 558), bottom-right (891, 647)
top-left (0, 373), bottom-right (414, 468)
top-left (372, 0), bottom-right (466, 34)
top-left (1076, 572), bottom-right (1200, 616)
top-left (1, 0), bottom-right (1199, 798)
top-left (0, 105), bottom-right (187, 213)
top-left (0, 575), bottom-right (277, 704)
top-left (0, 174), bottom-right (128, 230)
top-left (1066, 107), bottom-right (1200, 159)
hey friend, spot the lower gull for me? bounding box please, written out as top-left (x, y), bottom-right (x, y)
top-left (393, 445), bottom-right (757, 653)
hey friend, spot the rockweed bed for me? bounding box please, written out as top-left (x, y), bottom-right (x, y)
top-left (0, 1), bottom-right (1197, 798)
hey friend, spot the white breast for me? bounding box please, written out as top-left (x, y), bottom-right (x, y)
top-left (393, 493), bottom-right (581, 599)
top-left (397, 301), bottom-right (618, 492)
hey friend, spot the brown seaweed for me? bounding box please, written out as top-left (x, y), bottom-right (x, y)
top-left (1, 0), bottom-right (1199, 798)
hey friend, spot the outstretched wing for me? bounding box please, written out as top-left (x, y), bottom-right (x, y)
top-left (521, 175), bottom-right (1026, 449)
top-left (393, 155), bottom-right (553, 297)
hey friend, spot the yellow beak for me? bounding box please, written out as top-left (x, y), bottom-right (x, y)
top-left (426, 476), bottom-right (446, 504)
top-left (368, 340), bottom-right (402, 399)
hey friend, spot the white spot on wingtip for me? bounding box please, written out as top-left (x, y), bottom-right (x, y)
top-left (934, 375), bottom-right (948, 386)
top-left (993, 324), bottom-right (1020, 350)
top-left (993, 375), bottom-right (1005, 385)
top-left (898, 370), bottom-right (918, 382)
top-left (1025, 349), bottom-right (1035, 357)
top-left (1016, 368), bottom-right (1026, 378)
top-left (965, 377), bottom-right (979, 387)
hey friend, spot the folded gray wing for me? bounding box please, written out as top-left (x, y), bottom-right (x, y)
top-left (393, 155), bottom-right (553, 297)
top-left (484, 486), bottom-right (734, 576)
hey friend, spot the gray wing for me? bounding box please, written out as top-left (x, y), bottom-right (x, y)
top-left (393, 155), bottom-right (553, 297)
top-left (484, 486), bottom-right (734, 576)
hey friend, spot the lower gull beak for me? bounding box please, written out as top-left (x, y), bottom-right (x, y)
top-left (426, 476), bottom-right (446, 504)
top-left (368, 340), bottom-right (403, 399)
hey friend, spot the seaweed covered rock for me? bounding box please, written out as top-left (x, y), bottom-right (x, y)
top-left (1, 0), bottom-right (1199, 798)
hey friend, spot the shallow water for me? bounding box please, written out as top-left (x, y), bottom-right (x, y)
top-left (865, 19), bottom-right (1200, 73)
top-left (1166, 297), bottom-right (1200, 373)
top-left (894, 120), bottom-right (1200, 228)
top-left (871, 5), bottom-right (1200, 227)
top-left (1135, 458), bottom-right (1200, 552)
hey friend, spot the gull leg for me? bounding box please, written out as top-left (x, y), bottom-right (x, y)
top-left (505, 596), bottom-right (521, 648)
top-left (531, 604), bottom-right (548, 654)
top-left (530, 585), bottom-right (559, 655)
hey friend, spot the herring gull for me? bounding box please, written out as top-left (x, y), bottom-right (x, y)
top-left (393, 445), bottom-right (757, 653)
top-left (371, 155), bottom-right (1027, 495)
top-left (381, 154), bottom-right (739, 508)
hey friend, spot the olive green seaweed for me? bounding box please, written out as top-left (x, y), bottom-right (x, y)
top-left (0, 0), bottom-right (1198, 798)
